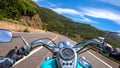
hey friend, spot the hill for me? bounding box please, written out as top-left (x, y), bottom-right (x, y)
top-left (0, 0), bottom-right (107, 42)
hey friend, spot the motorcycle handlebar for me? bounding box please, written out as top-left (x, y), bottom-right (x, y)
top-left (29, 40), bottom-right (58, 54)
top-left (29, 39), bottom-right (112, 55)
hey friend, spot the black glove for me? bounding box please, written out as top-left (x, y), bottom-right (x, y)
top-left (0, 58), bottom-right (13, 68)
top-left (6, 47), bottom-right (24, 61)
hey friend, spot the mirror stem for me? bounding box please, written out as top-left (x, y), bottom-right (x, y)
top-left (103, 32), bottom-right (111, 45)
top-left (13, 36), bottom-right (30, 50)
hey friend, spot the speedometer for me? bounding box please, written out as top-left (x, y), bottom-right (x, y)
top-left (60, 48), bottom-right (75, 60)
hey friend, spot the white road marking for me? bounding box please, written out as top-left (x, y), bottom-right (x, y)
top-left (12, 35), bottom-right (58, 67)
top-left (48, 36), bottom-right (57, 44)
top-left (87, 51), bottom-right (112, 68)
top-left (12, 46), bottom-right (43, 67)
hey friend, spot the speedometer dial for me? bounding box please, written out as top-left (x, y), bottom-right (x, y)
top-left (60, 48), bottom-right (75, 60)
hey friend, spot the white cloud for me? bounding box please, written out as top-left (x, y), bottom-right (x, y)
top-left (52, 8), bottom-right (98, 24)
top-left (52, 8), bottom-right (82, 16)
top-left (33, 0), bottom-right (44, 2)
top-left (46, 1), bottom-right (58, 7)
top-left (51, 7), bottom-right (120, 25)
top-left (81, 8), bottom-right (120, 25)
top-left (77, 17), bottom-right (99, 24)
top-left (100, 0), bottom-right (120, 7)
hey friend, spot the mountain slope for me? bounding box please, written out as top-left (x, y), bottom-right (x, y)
top-left (38, 7), bottom-right (106, 41)
top-left (0, 0), bottom-right (106, 42)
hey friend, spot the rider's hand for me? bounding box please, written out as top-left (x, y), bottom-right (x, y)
top-left (0, 58), bottom-right (14, 68)
top-left (6, 47), bottom-right (24, 61)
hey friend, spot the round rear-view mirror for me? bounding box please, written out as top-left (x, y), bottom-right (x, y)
top-left (0, 29), bottom-right (12, 43)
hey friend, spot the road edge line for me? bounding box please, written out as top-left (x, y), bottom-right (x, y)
top-left (87, 51), bottom-right (112, 68)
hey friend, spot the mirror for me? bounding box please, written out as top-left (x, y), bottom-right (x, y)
top-left (0, 29), bottom-right (12, 43)
top-left (105, 32), bottom-right (120, 48)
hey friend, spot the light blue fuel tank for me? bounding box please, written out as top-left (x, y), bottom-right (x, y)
top-left (40, 57), bottom-right (92, 68)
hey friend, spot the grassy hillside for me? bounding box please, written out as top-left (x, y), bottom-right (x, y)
top-left (0, 0), bottom-right (38, 19)
top-left (0, 0), bottom-right (44, 28)
top-left (0, 0), bottom-right (109, 42)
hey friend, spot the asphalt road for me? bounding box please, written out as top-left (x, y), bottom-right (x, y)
top-left (0, 32), bottom-right (119, 68)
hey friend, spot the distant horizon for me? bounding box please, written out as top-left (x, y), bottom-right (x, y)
top-left (33, 0), bottom-right (120, 32)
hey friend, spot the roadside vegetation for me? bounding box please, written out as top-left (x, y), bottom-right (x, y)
top-left (0, 0), bottom-right (37, 19)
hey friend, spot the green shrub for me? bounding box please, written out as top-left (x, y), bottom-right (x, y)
top-left (23, 28), bottom-right (30, 32)
top-left (0, 15), bottom-right (3, 20)
top-left (0, 0), bottom-right (38, 20)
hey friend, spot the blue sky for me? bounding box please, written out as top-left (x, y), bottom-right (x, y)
top-left (33, 0), bottom-right (120, 32)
